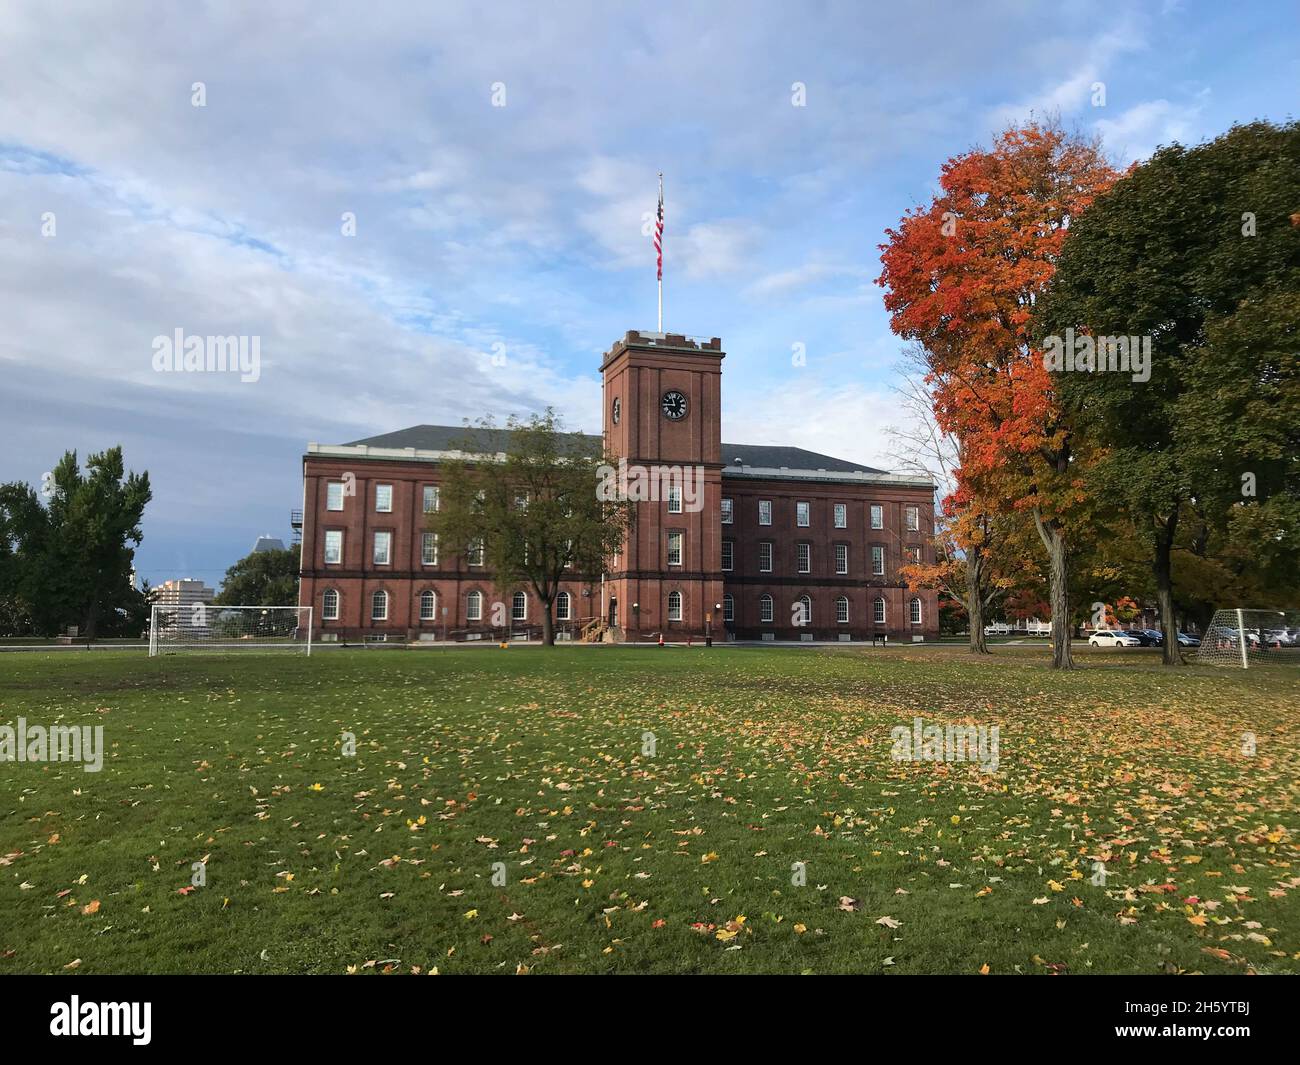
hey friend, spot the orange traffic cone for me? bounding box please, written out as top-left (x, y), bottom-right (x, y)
top-left (658, 633), bottom-right (664, 647)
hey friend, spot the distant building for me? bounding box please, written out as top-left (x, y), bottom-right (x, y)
top-left (252, 536), bottom-right (287, 553)
top-left (153, 579), bottom-right (215, 611)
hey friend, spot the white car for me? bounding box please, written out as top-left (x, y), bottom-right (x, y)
top-left (1089, 630), bottom-right (1141, 647)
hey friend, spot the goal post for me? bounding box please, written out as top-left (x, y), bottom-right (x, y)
top-left (1196, 608), bottom-right (1300, 669)
top-left (148, 604), bottom-right (313, 656)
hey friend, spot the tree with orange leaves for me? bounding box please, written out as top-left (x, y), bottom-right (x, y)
top-left (878, 120), bottom-right (1118, 668)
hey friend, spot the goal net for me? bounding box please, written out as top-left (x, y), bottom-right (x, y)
top-left (149, 604), bottom-right (313, 656)
top-left (1196, 608), bottom-right (1300, 668)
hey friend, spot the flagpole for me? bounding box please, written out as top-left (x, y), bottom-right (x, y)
top-left (657, 172), bottom-right (663, 332)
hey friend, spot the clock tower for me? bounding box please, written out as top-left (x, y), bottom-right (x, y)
top-left (600, 331), bottom-right (725, 639)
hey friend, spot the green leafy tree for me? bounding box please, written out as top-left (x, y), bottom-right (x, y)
top-left (1038, 120), bottom-right (1300, 663)
top-left (429, 410), bottom-right (631, 646)
top-left (0, 447), bottom-right (151, 637)
top-left (215, 544), bottom-right (301, 606)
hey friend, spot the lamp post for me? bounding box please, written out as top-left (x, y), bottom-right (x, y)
top-left (632, 602), bottom-right (640, 640)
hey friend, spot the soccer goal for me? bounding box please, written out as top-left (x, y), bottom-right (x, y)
top-left (1196, 608), bottom-right (1300, 668)
top-left (148, 604), bottom-right (313, 656)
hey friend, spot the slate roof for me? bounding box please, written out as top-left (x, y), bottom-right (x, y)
top-left (341, 424), bottom-right (886, 476)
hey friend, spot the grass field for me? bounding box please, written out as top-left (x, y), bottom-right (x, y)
top-left (1, 644), bottom-right (1297, 975)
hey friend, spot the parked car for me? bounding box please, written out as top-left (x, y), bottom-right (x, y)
top-left (1122, 630), bottom-right (1159, 646)
top-left (1176, 632), bottom-right (1201, 647)
top-left (1141, 629), bottom-right (1165, 646)
top-left (1089, 630), bottom-right (1141, 647)
top-left (1264, 628), bottom-right (1296, 647)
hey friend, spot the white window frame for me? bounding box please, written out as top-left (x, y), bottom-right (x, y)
top-left (796, 501), bottom-right (810, 527)
top-left (720, 498), bottom-right (733, 524)
top-left (872, 545), bottom-right (885, 576)
top-left (834, 503), bottom-right (847, 529)
top-left (870, 504), bottom-right (883, 530)
top-left (467, 590), bottom-right (483, 621)
top-left (798, 595), bottom-right (812, 625)
top-left (722, 594), bottom-right (734, 623)
top-left (375, 484), bottom-right (393, 513)
top-left (371, 589), bottom-right (388, 621)
top-left (760, 594), bottom-right (774, 623)
top-left (910, 597), bottom-right (923, 625)
top-left (324, 530), bottom-right (343, 565)
top-left (759, 541), bottom-right (773, 573)
top-left (422, 531), bottom-right (438, 566)
top-left (836, 596), bottom-right (849, 624)
top-left (419, 589), bottom-right (436, 621)
top-left (468, 538), bottom-right (484, 567)
top-left (322, 588), bottom-right (339, 620)
top-left (873, 597), bottom-right (886, 624)
top-left (667, 590), bottom-right (683, 622)
top-left (423, 485), bottom-right (440, 513)
top-left (667, 531), bottom-right (683, 567)
top-left (721, 539), bottom-right (734, 572)
top-left (797, 542), bottom-right (810, 574)
top-left (758, 499), bottom-right (772, 526)
top-left (326, 482), bottom-right (345, 512)
top-left (906, 506), bottom-right (920, 532)
top-left (555, 591), bottom-right (571, 621)
top-left (373, 530), bottom-right (391, 566)
top-left (512, 591), bottom-right (527, 622)
top-left (835, 543), bottom-right (848, 575)
top-left (667, 485), bottom-right (682, 514)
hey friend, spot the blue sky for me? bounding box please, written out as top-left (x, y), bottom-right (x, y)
top-left (0, 0), bottom-right (1295, 589)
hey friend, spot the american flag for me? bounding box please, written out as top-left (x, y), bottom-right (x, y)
top-left (654, 180), bottom-right (664, 281)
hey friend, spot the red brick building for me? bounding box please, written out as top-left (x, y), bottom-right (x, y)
top-left (297, 331), bottom-right (938, 643)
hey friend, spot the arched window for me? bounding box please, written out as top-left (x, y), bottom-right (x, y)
top-left (371, 589), bottom-right (388, 621)
top-left (467, 590), bottom-right (483, 621)
top-left (836, 596), bottom-right (849, 624)
top-left (722, 594), bottom-right (734, 623)
top-left (759, 594), bottom-right (774, 623)
top-left (873, 597), bottom-right (886, 624)
top-left (512, 591), bottom-right (527, 622)
top-left (797, 595), bottom-right (812, 626)
top-left (555, 591), bottom-right (571, 621)
top-left (667, 590), bottom-right (683, 622)
top-left (910, 597), bottom-right (923, 624)
top-left (322, 588), bottom-right (339, 621)
top-left (419, 590), bottom-right (436, 621)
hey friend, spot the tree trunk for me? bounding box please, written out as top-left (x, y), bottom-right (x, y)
top-left (1032, 508), bottom-right (1074, 669)
top-left (965, 548), bottom-right (990, 654)
top-left (541, 602), bottom-right (555, 646)
top-left (1154, 512), bottom-right (1181, 666)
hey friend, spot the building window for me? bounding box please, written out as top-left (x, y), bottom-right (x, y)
top-left (906, 506), bottom-right (920, 532)
top-left (667, 531), bottom-right (683, 567)
top-left (371, 590), bottom-right (388, 621)
top-left (423, 485), bottom-right (440, 513)
top-left (375, 484), bottom-right (392, 513)
top-left (667, 485), bottom-right (682, 514)
top-left (873, 597), bottom-right (886, 624)
top-left (910, 597), bottom-right (923, 624)
top-left (373, 531), bottom-right (391, 565)
top-left (468, 538), bottom-right (484, 567)
top-left (796, 595), bottom-right (812, 626)
top-left (324, 530), bottom-right (343, 564)
top-left (905, 544), bottom-right (922, 564)
top-left (422, 532), bottom-right (438, 565)
top-left (836, 596), bottom-right (849, 624)
top-left (667, 590), bottom-right (683, 622)
top-left (796, 501), bottom-right (810, 527)
top-left (871, 545), bottom-right (885, 576)
top-left (797, 542), bottom-right (810, 574)
top-left (721, 540), bottom-right (734, 572)
top-left (835, 543), bottom-right (848, 575)
top-left (720, 498), bottom-right (733, 524)
top-left (870, 504), bottom-right (883, 530)
top-left (326, 482), bottom-right (345, 511)
top-left (723, 595), bottom-right (734, 623)
top-left (758, 499), bottom-right (772, 526)
top-left (322, 588), bottom-right (339, 620)
top-left (759, 594), bottom-right (774, 623)
top-left (759, 541), bottom-right (773, 573)
top-left (467, 590), bottom-right (483, 621)
top-left (512, 591), bottom-right (527, 622)
top-left (555, 591), bottom-right (571, 621)
top-left (834, 503), bottom-right (847, 529)
top-left (419, 590), bottom-right (436, 621)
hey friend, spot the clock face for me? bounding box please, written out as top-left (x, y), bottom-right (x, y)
top-left (661, 390), bottom-right (688, 421)
top-left (612, 397), bottom-right (620, 425)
